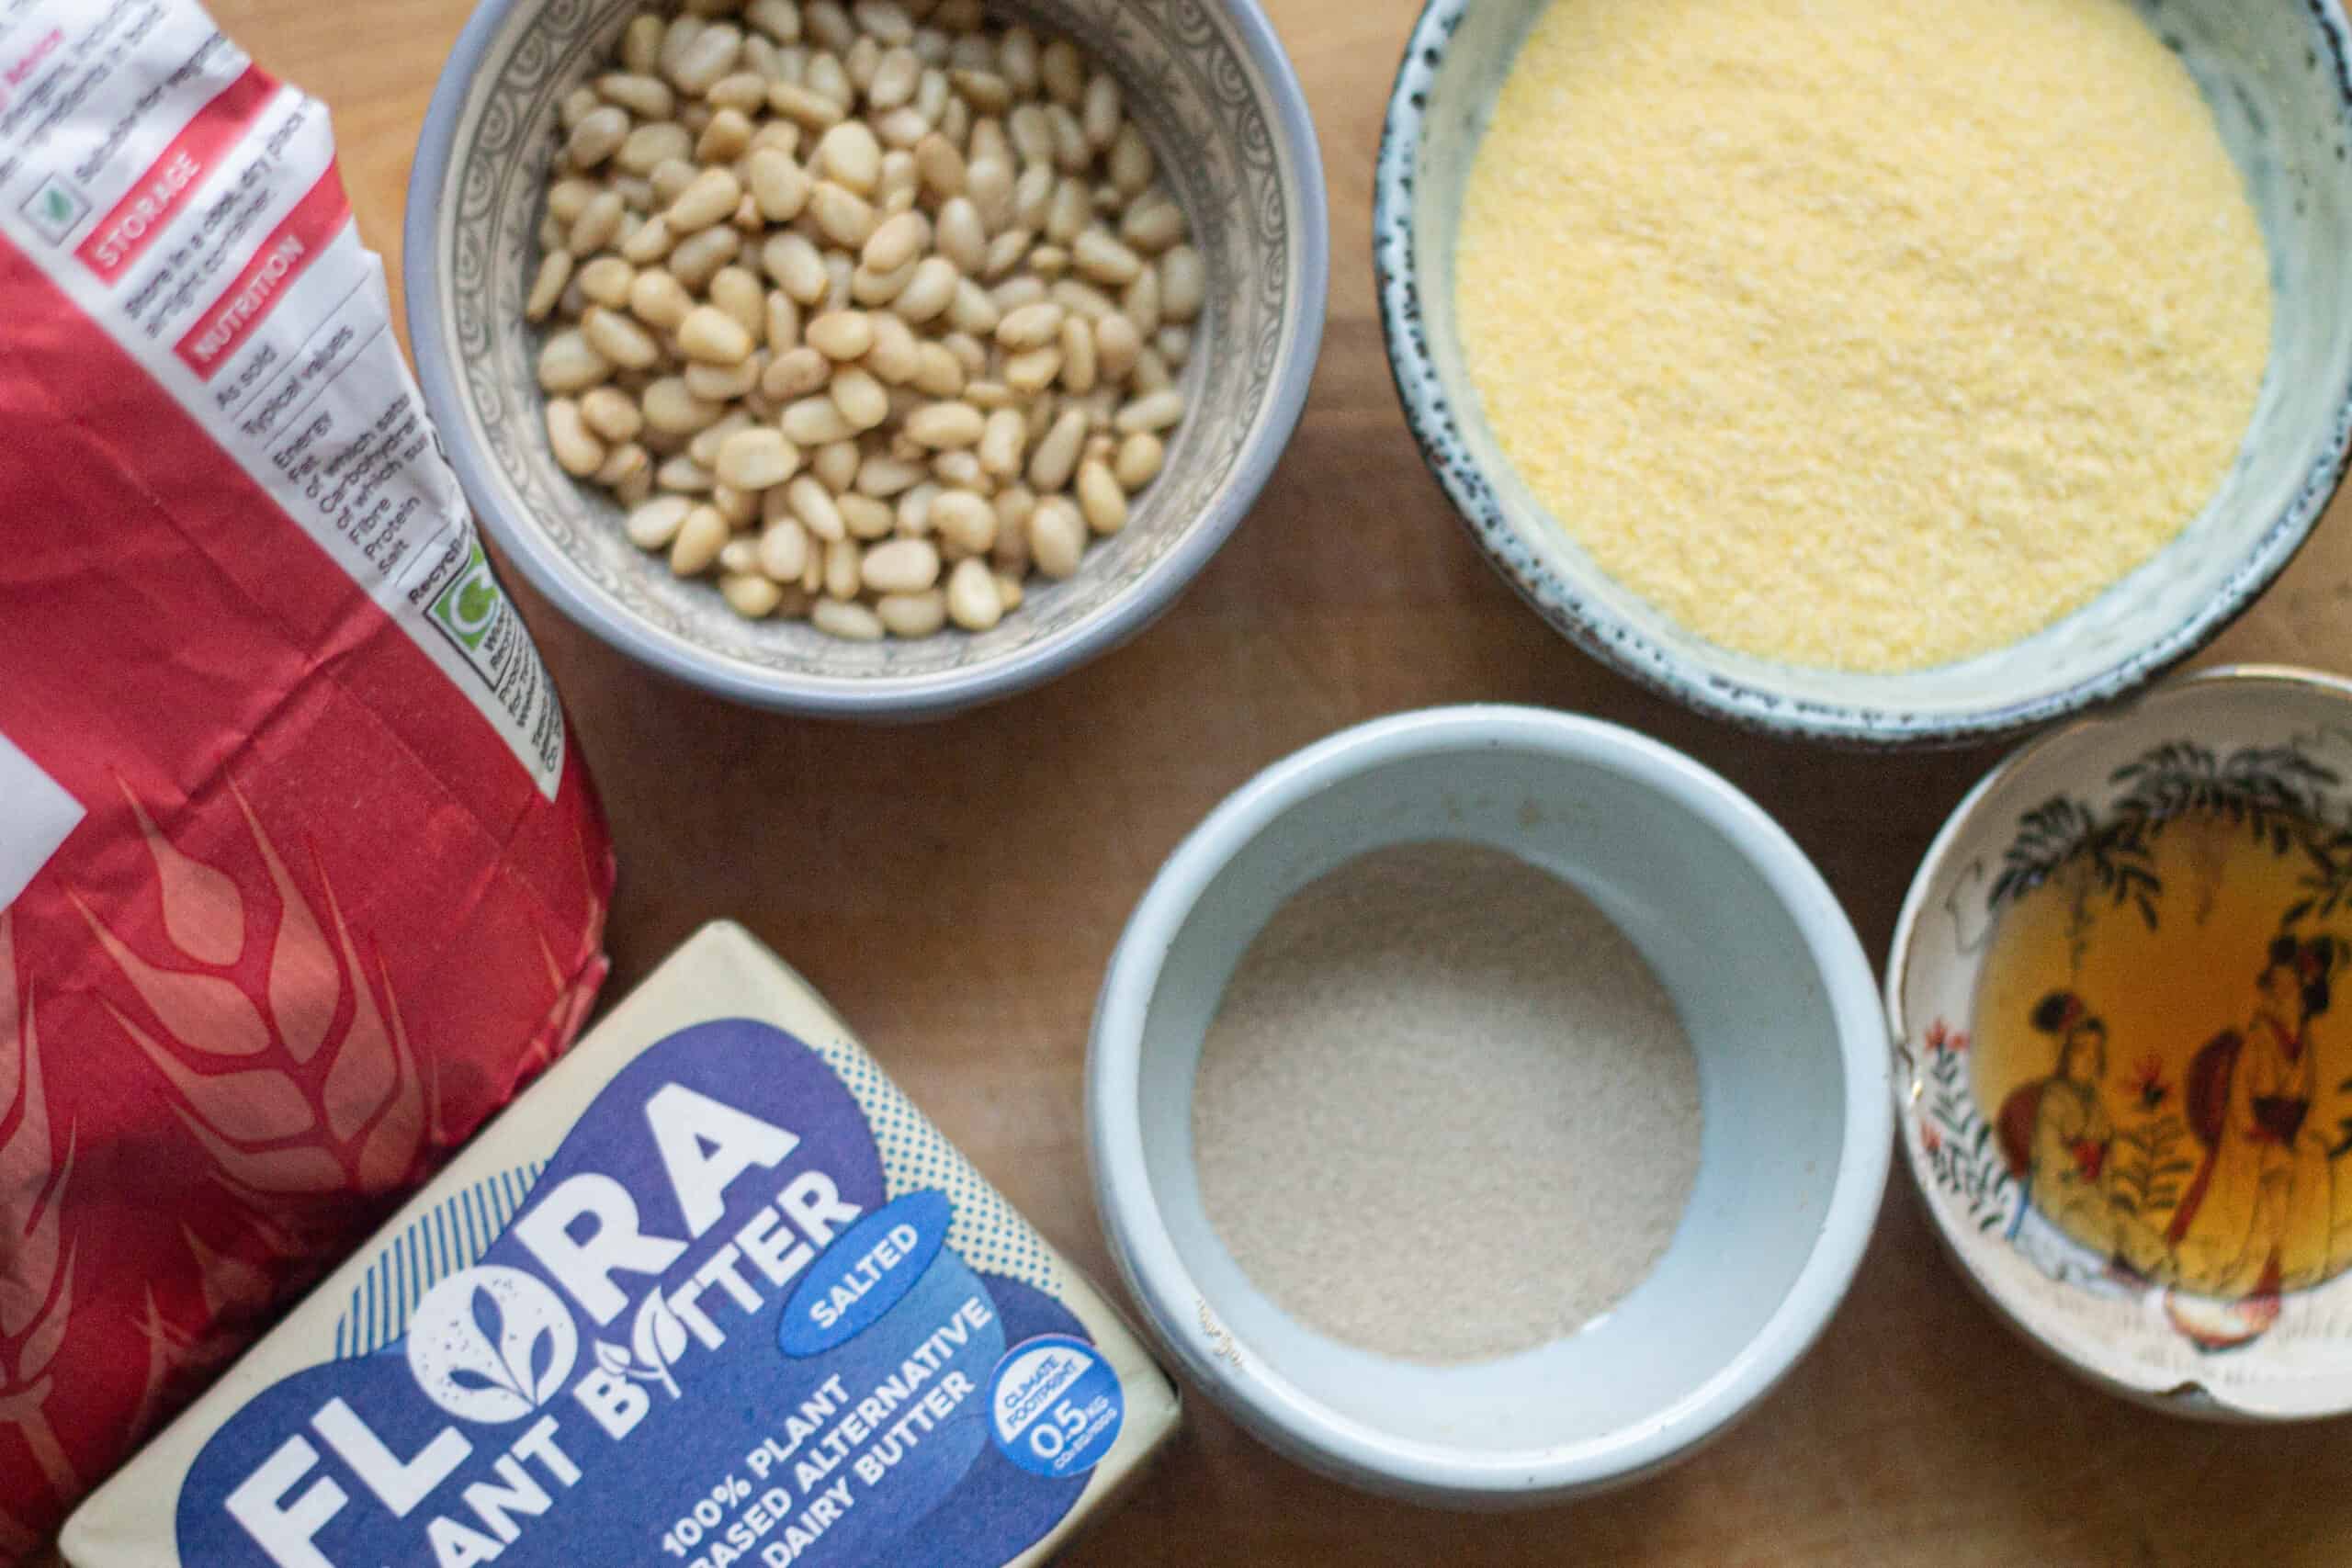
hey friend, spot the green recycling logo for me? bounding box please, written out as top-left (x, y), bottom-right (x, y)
top-left (430, 541), bottom-right (504, 651)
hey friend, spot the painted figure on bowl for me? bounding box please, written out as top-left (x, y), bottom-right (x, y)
top-left (1961, 750), bottom-right (2352, 1346)
top-left (2168, 936), bottom-right (2345, 1297)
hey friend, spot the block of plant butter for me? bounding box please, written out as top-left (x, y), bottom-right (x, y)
top-left (61, 921), bottom-right (1178, 1568)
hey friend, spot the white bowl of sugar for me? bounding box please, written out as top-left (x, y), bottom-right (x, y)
top-left (1087, 705), bottom-right (1892, 1505)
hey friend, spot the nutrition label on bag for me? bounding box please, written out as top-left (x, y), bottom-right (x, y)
top-left (0, 0), bottom-right (562, 795)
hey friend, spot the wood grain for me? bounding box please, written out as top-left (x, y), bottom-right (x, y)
top-left (175, 0), bottom-right (2352, 1562)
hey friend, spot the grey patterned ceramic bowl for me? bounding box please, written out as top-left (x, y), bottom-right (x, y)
top-left (407, 0), bottom-right (1326, 717)
top-left (1374, 0), bottom-right (2352, 747)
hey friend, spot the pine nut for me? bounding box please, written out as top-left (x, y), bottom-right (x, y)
top-left (643, 376), bottom-right (723, 434)
top-left (597, 441), bottom-right (650, 491)
top-left (989, 299), bottom-right (1060, 351)
top-left (744, 147), bottom-right (811, 221)
top-left (1077, 457), bottom-right (1127, 534)
top-left (823, 535), bottom-right (863, 598)
top-left (905, 400), bottom-right (985, 447)
top-left (916, 134), bottom-right (967, 199)
top-left (1159, 244), bottom-right (1204, 323)
top-left (570, 189), bottom-right (626, 254)
top-left (628, 495), bottom-right (694, 548)
top-left (875, 590), bottom-right (946, 637)
top-left (1083, 73), bottom-right (1121, 150)
top-left (578, 255), bottom-right (636, 308)
top-left (946, 277), bottom-right (1000, 336)
top-left (545, 398), bottom-right (607, 477)
top-left (862, 537), bottom-right (940, 593)
top-left (933, 196), bottom-right (986, 273)
top-left (1109, 123), bottom-right (1153, 196)
top-left (837, 493), bottom-right (892, 538)
top-left (1069, 228), bottom-right (1140, 286)
top-left (870, 46), bottom-right (921, 109)
top-left (990, 487), bottom-right (1035, 569)
top-left (916, 341), bottom-right (970, 395)
top-left (581, 386), bottom-right (645, 443)
top-left (620, 215), bottom-right (675, 265)
top-left (862, 209), bottom-right (928, 273)
top-left (1114, 388), bottom-right (1184, 434)
top-left (669, 503), bottom-right (730, 574)
top-left (567, 106), bottom-right (630, 168)
top-left (807, 310), bottom-right (876, 360)
top-left (677, 304), bottom-right (752, 364)
top-left (1026, 407), bottom-right (1087, 491)
top-left (769, 81), bottom-right (844, 130)
top-left (945, 557), bottom-right (1001, 629)
top-left (721, 572), bottom-right (784, 616)
top-left (1002, 345), bottom-right (1061, 394)
top-left (1057, 314), bottom-right (1098, 393)
top-left (811, 598), bottom-right (885, 639)
top-left (967, 156), bottom-right (1013, 230)
top-left (782, 395), bottom-right (858, 446)
top-left (1121, 193), bottom-right (1184, 254)
top-left (935, 331), bottom-right (983, 376)
top-left (696, 107), bottom-right (753, 164)
top-left (977, 407), bottom-right (1026, 477)
top-left (1046, 104), bottom-right (1089, 174)
top-left (1012, 163), bottom-right (1055, 231)
top-left (623, 14), bottom-right (666, 73)
top-left (658, 454), bottom-right (717, 492)
top-left (893, 255), bottom-right (959, 323)
top-left (668, 23), bottom-right (742, 95)
top-left (763, 231), bottom-right (830, 302)
top-left (708, 71), bottom-right (770, 112)
top-left (763, 344), bottom-right (831, 400)
top-left (785, 472), bottom-right (846, 540)
top-left (809, 180), bottom-right (876, 246)
top-left (931, 489), bottom-right (997, 555)
top-left (817, 119), bottom-right (883, 193)
top-left (830, 366), bottom-right (890, 429)
top-left (1123, 265), bottom-right (1159, 334)
top-left (997, 26), bottom-right (1039, 91)
top-left (526, 251), bottom-right (573, 322)
top-left (577, 306), bottom-right (654, 370)
top-left (1026, 495), bottom-right (1085, 578)
top-left (758, 517), bottom-right (811, 579)
top-left (668, 225), bottom-right (741, 289)
top-left (951, 68), bottom-right (1011, 114)
top-left (864, 313), bottom-right (921, 382)
top-left (813, 438), bottom-right (861, 494)
top-left (537, 328), bottom-right (612, 393)
top-left (716, 427), bottom-right (799, 489)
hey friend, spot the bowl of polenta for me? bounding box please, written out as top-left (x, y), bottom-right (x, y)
top-left (1374, 0), bottom-right (2352, 746)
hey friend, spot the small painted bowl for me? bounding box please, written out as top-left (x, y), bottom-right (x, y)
top-left (407, 0), bottom-right (1327, 718)
top-left (1088, 705), bottom-right (1892, 1505)
top-left (1890, 666), bottom-right (2352, 1417)
top-left (1374, 0), bottom-right (2352, 746)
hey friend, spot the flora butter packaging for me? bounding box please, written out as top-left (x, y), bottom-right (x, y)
top-left (60, 923), bottom-right (1179, 1567)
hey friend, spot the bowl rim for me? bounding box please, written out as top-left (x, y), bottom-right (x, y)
top-left (403, 0), bottom-right (1329, 718)
top-left (1085, 703), bottom-right (1894, 1504)
top-left (1883, 661), bottom-right (2352, 1419)
top-left (1370, 0), bottom-right (2352, 749)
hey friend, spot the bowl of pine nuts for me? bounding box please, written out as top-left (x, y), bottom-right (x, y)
top-left (407, 0), bottom-right (1327, 716)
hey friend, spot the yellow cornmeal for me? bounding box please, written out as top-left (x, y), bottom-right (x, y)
top-left (1455, 0), bottom-right (2274, 673)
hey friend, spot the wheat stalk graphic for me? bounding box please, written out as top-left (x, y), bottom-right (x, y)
top-left (0, 909), bottom-right (80, 1546)
top-left (74, 778), bottom-right (428, 1239)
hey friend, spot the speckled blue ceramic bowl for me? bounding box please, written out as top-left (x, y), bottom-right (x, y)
top-left (1374, 0), bottom-right (2352, 747)
top-left (409, 0), bottom-right (1327, 718)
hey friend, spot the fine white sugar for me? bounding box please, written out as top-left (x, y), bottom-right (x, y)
top-left (1192, 840), bottom-right (1702, 1364)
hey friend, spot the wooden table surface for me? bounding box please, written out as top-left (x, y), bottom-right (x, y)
top-left (185, 0), bottom-right (2352, 1562)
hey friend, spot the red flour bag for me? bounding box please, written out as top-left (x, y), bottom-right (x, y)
top-left (0, 1), bottom-right (614, 1553)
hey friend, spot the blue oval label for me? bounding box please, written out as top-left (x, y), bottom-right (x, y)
top-left (986, 1334), bottom-right (1125, 1479)
top-left (777, 1189), bottom-right (953, 1357)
